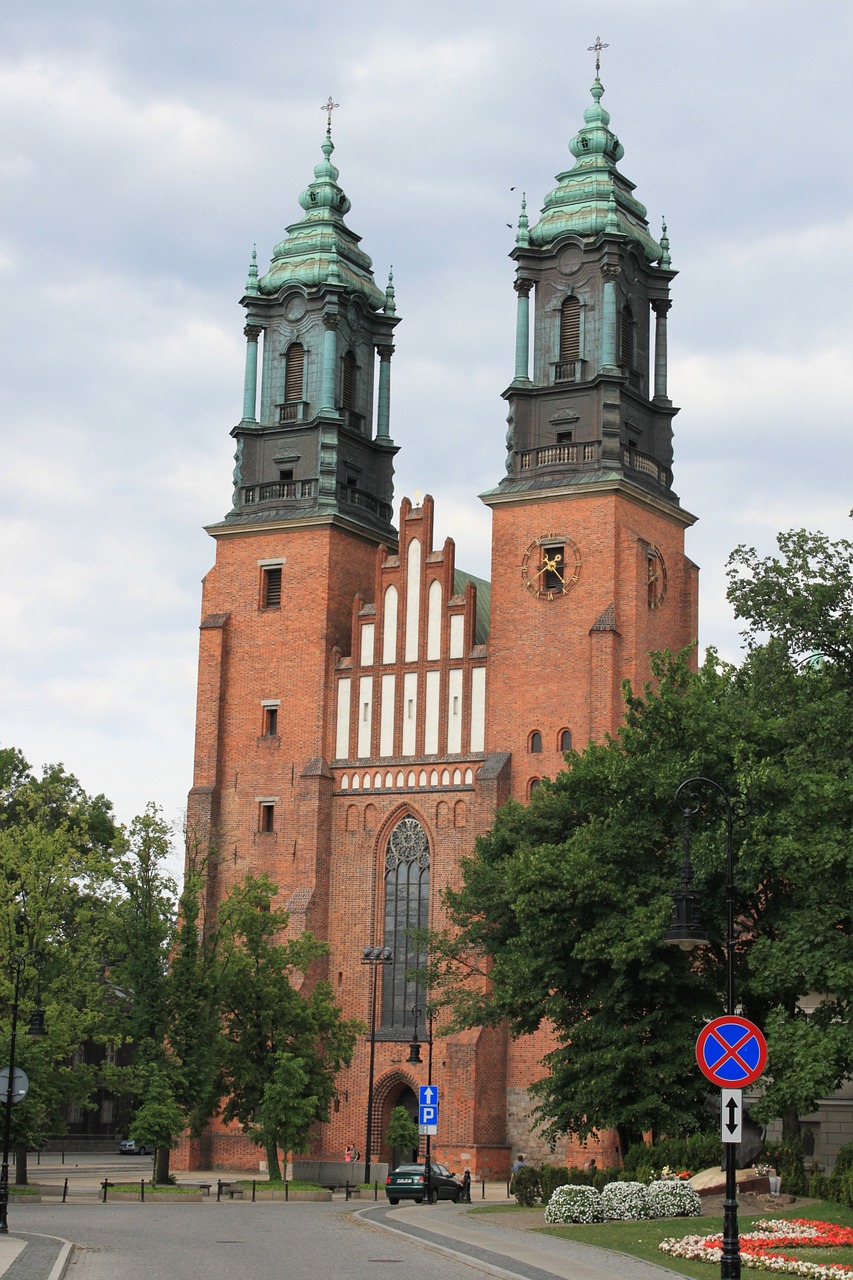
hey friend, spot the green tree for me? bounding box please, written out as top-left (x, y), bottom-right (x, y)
top-left (216, 874), bottom-right (361, 1180)
top-left (0, 752), bottom-right (120, 1181)
top-left (387, 1106), bottom-right (420, 1160)
top-left (428, 548), bottom-right (853, 1151)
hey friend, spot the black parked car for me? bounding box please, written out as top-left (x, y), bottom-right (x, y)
top-left (385, 1162), bottom-right (464, 1205)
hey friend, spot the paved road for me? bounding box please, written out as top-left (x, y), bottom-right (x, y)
top-left (6, 1198), bottom-right (681, 1280)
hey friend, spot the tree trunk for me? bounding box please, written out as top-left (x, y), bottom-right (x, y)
top-left (14, 1145), bottom-right (28, 1186)
top-left (265, 1140), bottom-right (282, 1181)
top-left (155, 1145), bottom-right (171, 1186)
top-left (781, 1106), bottom-right (801, 1142)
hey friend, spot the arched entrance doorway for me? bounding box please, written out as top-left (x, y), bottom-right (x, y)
top-left (372, 1070), bottom-right (421, 1169)
top-left (389, 1085), bottom-right (419, 1170)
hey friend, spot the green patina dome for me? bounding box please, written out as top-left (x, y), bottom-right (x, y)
top-left (528, 77), bottom-right (663, 263)
top-left (258, 131), bottom-right (385, 308)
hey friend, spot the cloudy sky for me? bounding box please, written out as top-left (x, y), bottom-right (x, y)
top-left (1, 0), bottom-right (851, 857)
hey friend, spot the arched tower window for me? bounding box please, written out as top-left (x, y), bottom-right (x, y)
top-left (620, 305), bottom-right (634, 369)
top-left (559, 728), bottom-right (573, 753)
top-left (381, 816), bottom-right (430, 1031)
top-left (529, 731), bottom-right (543, 754)
top-left (558, 296), bottom-right (580, 380)
top-left (342, 350), bottom-right (356, 408)
top-left (285, 343), bottom-right (304, 403)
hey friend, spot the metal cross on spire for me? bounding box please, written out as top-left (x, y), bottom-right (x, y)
top-left (321, 96), bottom-right (340, 131)
top-left (588, 36), bottom-right (609, 75)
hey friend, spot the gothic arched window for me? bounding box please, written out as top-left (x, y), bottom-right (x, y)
top-left (529, 731), bottom-right (543, 754)
top-left (559, 728), bottom-right (573, 753)
top-left (381, 816), bottom-right (430, 1031)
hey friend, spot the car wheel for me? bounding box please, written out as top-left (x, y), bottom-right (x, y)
top-left (388, 1197), bottom-right (399, 1205)
top-left (414, 1196), bottom-right (423, 1204)
top-left (429, 1188), bottom-right (439, 1205)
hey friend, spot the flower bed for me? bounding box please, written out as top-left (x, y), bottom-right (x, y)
top-left (660, 1217), bottom-right (853, 1277)
top-left (545, 1185), bottom-right (604, 1224)
top-left (601, 1181), bottom-right (653, 1221)
top-left (647, 1180), bottom-right (702, 1218)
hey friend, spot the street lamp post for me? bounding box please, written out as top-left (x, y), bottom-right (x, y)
top-left (1, 952), bottom-right (47, 1235)
top-left (664, 777), bottom-right (743, 1280)
top-left (408, 1004), bottom-right (435, 1205)
top-left (361, 945), bottom-right (392, 1186)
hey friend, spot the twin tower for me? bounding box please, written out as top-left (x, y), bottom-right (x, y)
top-left (182, 69), bottom-right (699, 1174)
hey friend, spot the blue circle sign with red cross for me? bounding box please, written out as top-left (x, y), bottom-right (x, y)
top-left (696, 1016), bottom-right (767, 1088)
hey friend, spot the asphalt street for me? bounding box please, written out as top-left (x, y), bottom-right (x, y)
top-left (5, 1198), bottom-right (683, 1280)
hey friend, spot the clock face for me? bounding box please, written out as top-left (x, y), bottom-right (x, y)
top-left (521, 535), bottom-right (582, 599)
top-left (647, 545), bottom-right (667, 609)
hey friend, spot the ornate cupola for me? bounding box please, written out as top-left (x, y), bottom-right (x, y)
top-left (222, 109), bottom-right (400, 541)
top-left (486, 58), bottom-right (680, 507)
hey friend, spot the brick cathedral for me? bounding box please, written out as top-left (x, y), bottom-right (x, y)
top-left (180, 66), bottom-right (699, 1176)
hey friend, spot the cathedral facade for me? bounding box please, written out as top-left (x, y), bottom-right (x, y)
top-left (179, 68), bottom-right (699, 1176)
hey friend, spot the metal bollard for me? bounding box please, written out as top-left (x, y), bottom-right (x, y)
top-left (374, 1180), bottom-right (379, 1201)
top-left (345, 1181), bottom-right (351, 1201)
top-left (140, 1180), bottom-right (145, 1203)
top-left (216, 1179), bottom-right (223, 1202)
top-left (482, 1179), bottom-right (485, 1199)
top-left (62, 1178), bottom-right (68, 1203)
top-left (101, 1180), bottom-right (109, 1203)
top-left (284, 1178), bottom-right (288, 1202)
top-left (252, 1180), bottom-right (256, 1203)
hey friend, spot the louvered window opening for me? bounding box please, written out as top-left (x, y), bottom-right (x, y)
top-left (285, 343), bottom-right (304, 402)
top-left (263, 567), bottom-right (282, 608)
top-left (342, 351), bottom-right (356, 409)
top-left (560, 297), bottom-right (580, 362)
top-left (620, 306), bottom-right (634, 368)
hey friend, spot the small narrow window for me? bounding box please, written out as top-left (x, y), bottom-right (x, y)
top-left (262, 566), bottom-right (282, 608)
top-left (263, 706), bottom-right (278, 737)
top-left (259, 803), bottom-right (275, 833)
top-left (529, 778), bottom-right (541, 797)
top-left (559, 728), bottom-right (572, 752)
top-left (279, 469), bottom-right (293, 482)
top-left (530, 731), bottom-right (543, 754)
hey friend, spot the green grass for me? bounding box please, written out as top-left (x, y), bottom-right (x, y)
top-left (472, 1201), bottom-right (853, 1279)
top-left (234, 1178), bottom-right (325, 1190)
top-left (111, 1183), bottom-right (200, 1195)
top-left (8, 1185), bottom-right (40, 1196)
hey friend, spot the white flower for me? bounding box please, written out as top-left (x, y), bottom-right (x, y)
top-left (647, 1181), bottom-right (702, 1218)
top-left (600, 1181), bottom-right (653, 1221)
top-left (545, 1185), bottom-right (604, 1224)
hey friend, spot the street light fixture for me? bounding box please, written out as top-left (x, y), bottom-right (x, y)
top-left (360, 945), bottom-right (392, 1186)
top-left (1, 951), bottom-right (47, 1235)
top-left (409, 1004), bottom-right (436, 1205)
top-left (664, 777), bottom-right (744, 1280)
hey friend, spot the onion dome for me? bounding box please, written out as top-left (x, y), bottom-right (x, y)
top-left (529, 76), bottom-right (663, 263)
top-left (257, 129), bottom-right (385, 308)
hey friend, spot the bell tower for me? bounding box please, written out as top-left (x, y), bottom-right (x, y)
top-left (483, 63), bottom-right (698, 796)
top-left (228, 115), bottom-right (400, 539)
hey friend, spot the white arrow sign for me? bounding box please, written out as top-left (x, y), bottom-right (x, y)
top-left (721, 1088), bottom-right (743, 1144)
top-left (420, 1085), bottom-right (437, 1106)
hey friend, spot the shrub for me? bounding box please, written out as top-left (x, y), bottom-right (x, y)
top-left (647, 1181), bottom-right (702, 1218)
top-left (623, 1134), bottom-right (721, 1180)
top-left (538, 1164), bottom-right (570, 1203)
top-left (766, 1140), bottom-right (808, 1197)
top-left (545, 1185), bottom-right (603, 1224)
top-left (600, 1180), bottom-right (653, 1220)
top-left (510, 1163), bottom-right (541, 1207)
top-left (566, 1167), bottom-right (594, 1186)
top-left (808, 1170), bottom-right (829, 1200)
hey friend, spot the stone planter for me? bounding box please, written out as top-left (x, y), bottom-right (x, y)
top-left (288, 1189), bottom-right (332, 1201)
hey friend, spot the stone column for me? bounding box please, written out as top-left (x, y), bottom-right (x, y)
top-left (242, 324), bottom-right (261, 422)
top-left (601, 266), bottom-right (621, 371)
top-left (652, 299), bottom-right (672, 399)
top-left (375, 344), bottom-right (394, 440)
top-left (513, 279), bottom-right (532, 382)
top-left (320, 313), bottom-right (339, 413)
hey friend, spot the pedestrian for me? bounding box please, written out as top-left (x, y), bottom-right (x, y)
top-left (462, 1169), bottom-right (471, 1202)
top-left (345, 1144), bottom-right (353, 1163)
top-left (511, 1154), bottom-right (525, 1175)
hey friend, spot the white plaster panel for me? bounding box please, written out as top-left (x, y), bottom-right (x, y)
top-left (336, 678), bottom-right (351, 760)
top-left (357, 675), bottom-right (373, 758)
top-left (402, 671), bottom-right (418, 757)
top-left (383, 585), bottom-right (398, 664)
top-left (424, 670), bottom-right (440, 755)
top-left (361, 623), bottom-right (375, 667)
top-left (380, 673), bottom-right (396, 757)
top-left (449, 613), bottom-right (464, 659)
top-left (447, 668), bottom-right (463, 754)
top-left (427, 579), bottom-right (442, 660)
top-left (405, 539), bottom-right (421, 662)
top-left (470, 666), bottom-right (486, 752)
